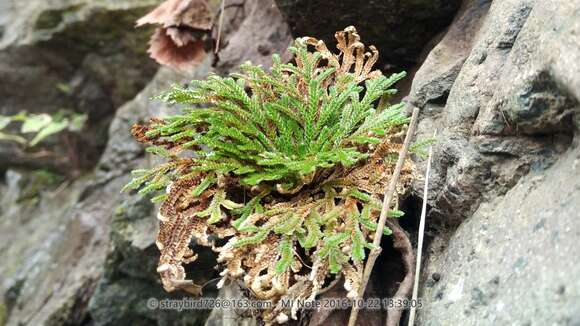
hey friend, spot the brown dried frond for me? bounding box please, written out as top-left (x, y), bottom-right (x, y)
top-left (131, 120), bottom-right (175, 148)
top-left (156, 176), bottom-right (214, 295)
top-left (338, 139), bottom-right (415, 196)
top-left (301, 26), bottom-right (382, 83)
top-left (147, 29), bottom-right (208, 71)
top-left (131, 119), bottom-right (197, 151)
top-left (152, 157), bottom-right (415, 321)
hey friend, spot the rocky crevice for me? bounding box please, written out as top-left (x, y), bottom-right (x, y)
top-left (275, 0), bottom-right (462, 73)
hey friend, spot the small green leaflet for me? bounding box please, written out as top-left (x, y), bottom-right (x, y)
top-left (275, 237), bottom-right (294, 274)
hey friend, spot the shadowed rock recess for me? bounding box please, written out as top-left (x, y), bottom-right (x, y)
top-left (0, 0), bottom-right (578, 325)
top-left (275, 0), bottom-right (461, 71)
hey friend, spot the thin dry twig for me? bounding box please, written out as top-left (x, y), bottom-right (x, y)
top-left (385, 218), bottom-right (414, 326)
top-left (215, 0), bottom-right (226, 53)
top-left (348, 107), bottom-right (420, 326)
top-left (47, 179), bottom-right (71, 198)
top-left (408, 130), bottom-right (436, 326)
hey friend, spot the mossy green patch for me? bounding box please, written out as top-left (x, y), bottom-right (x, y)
top-left (35, 4), bottom-right (85, 30)
top-left (0, 302), bottom-right (6, 326)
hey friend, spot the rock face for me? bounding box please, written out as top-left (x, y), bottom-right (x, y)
top-left (0, 0), bottom-right (159, 109)
top-left (1, 0), bottom-right (579, 325)
top-left (407, 0), bottom-right (580, 324)
top-left (0, 0), bottom-right (158, 172)
top-left (0, 1), bottom-right (159, 323)
top-left (419, 147), bottom-right (580, 325)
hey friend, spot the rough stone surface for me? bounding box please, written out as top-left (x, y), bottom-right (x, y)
top-left (409, 0), bottom-right (492, 108)
top-left (88, 194), bottom-right (218, 326)
top-left (419, 143), bottom-right (580, 325)
top-left (407, 0), bottom-right (580, 324)
top-left (216, 0), bottom-right (293, 73)
top-left (0, 5), bottom-right (162, 320)
top-left (204, 285), bottom-right (258, 326)
top-left (409, 0), bottom-right (576, 226)
top-left (0, 170), bottom-right (130, 326)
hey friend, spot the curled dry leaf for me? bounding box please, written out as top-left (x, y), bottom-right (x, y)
top-left (137, 0), bottom-right (213, 71)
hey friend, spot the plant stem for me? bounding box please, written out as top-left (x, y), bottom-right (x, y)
top-left (408, 129), bottom-right (435, 326)
top-left (215, 0), bottom-right (226, 54)
top-left (384, 217), bottom-right (415, 326)
top-left (347, 107), bottom-right (420, 326)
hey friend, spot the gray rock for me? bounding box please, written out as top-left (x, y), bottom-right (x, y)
top-left (96, 67), bottom-right (195, 176)
top-left (0, 171), bottom-right (130, 326)
top-left (410, 0), bottom-right (576, 226)
top-left (0, 0), bottom-right (158, 172)
top-left (418, 144), bottom-right (580, 326)
top-left (88, 194), bottom-right (217, 326)
top-left (204, 285), bottom-right (257, 326)
top-left (409, 0), bottom-right (492, 108)
top-left (407, 0), bottom-right (580, 324)
top-left (472, 0), bottom-right (580, 136)
top-left (0, 0), bottom-right (158, 110)
top-left (217, 0), bottom-right (292, 73)
top-left (0, 10), bottom-right (160, 322)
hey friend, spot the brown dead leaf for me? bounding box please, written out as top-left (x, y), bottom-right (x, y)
top-left (137, 0), bottom-right (213, 71)
top-left (137, 0), bottom-right (212, 30)
top-left (148, 28), bottom-right (208, 71)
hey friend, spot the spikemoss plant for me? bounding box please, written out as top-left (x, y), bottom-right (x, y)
top-left (124, 26), bottom-right (415, 324)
